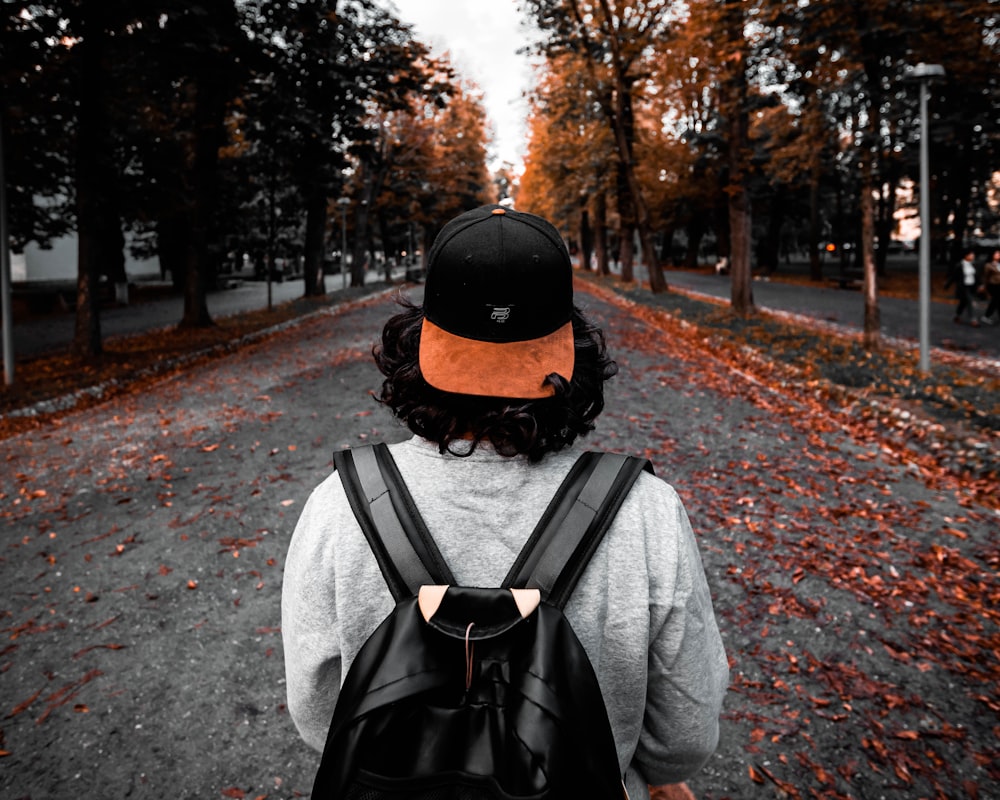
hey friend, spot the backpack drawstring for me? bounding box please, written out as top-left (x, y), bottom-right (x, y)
top-left (464, 622), bottom-right (475, 690)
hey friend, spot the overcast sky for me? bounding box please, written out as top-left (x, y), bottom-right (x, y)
top-left (389, 0), bottom-right (537, 171)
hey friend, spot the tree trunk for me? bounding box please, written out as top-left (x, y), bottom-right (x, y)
top-left (684, 217), bottom-right (704, 269)
top-left (101, 210), bottom-right (127, 292)
top-left (616, 164), bottom-right (635, 282)
top-left (859, 49), bottom-right (882, 349)
top-left (659, 227), bottom-right (674, 265)
top-left (350, 200), bottom-right (372, 288)
top-left (179, 75), bottom-right (226, 329)
top-left (860, 152), bottom-right (880, 349)
top-left (758, 190), bottom-right (785, 275)
top-left (71, 3), bottom-right (112, 359)
top-left (724, 0), bottom-right (754, 318)
top-left (808, 168), bottom-right (822, 281)
top-left (578, 195), bottom-right (592, 273)
top-left (593, 191), bottom-right (610, 276)
top-left (73, 222), bottom-right (103, 359)
top-left (179, 0), bottom-right (241, 329)
top-left (729, 194), bottom-right (754, 317)
top-left (376, 212), bottom-right (393, 282)
top-left (611, 98), bottom-right (663, 290)
top-left (596, 0), bottom-right (666, 293)
top-left (622, 227), bottom-right (637, 281)
top-left (351, 152), bottom-right (391, 287)
top-left (179, 236), bottom-right (211, 329)
top-left (302, 185), bottom-right (328, 297)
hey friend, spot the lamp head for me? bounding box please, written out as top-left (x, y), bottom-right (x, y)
top-left (906, 63), bottom-right (946, 81)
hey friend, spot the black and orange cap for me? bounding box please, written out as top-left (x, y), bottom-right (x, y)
top-left (419, 204), bottom-right (575, 399)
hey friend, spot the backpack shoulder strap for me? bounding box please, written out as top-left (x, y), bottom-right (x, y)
top-left (503, 451), bottom-right (653, 609)
top-left (333, 443), bottom-right (455, 603)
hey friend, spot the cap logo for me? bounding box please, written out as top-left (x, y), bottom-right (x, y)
top-left (490, 306), bottom-right (512, 323)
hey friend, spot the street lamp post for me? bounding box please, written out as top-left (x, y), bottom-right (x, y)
top-left (906, 62), bottom-right (945, 373)
top-left (337, 197), bottom-right (350, 290)
top-left (0, 119), bottom-right (13, 387)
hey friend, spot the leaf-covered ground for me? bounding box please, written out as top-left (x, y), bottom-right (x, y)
top-left (579, 273), bottom-right (999, 510)
top-left (578, 280), bottom-right (998, 798)
top-left (1, 272), bottom-right (997, 799)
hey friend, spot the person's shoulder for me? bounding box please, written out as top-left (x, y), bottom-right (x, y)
top-left (294, 459), bottom-right (355, 531)
top-left (312, 463), bottom-right (349, 500)
top-left (611, 454), bottom-right (675, 492)
top-left (629, 466), bottom-right (684, 513)
top-left (606, 460), bottom-right (687, 535)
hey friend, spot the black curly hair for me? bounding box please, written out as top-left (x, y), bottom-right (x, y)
top-left (373, 297), bottom-right (617, 462)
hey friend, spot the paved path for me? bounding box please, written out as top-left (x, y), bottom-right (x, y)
top-left (1, 284), bottom-right (995, 799)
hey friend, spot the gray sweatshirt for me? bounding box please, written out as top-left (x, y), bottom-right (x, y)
top-left (281, 437), bottom-right (729, 798)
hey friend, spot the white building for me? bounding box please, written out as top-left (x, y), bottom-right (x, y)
top-left (12, 234), bottom-right (160, 284)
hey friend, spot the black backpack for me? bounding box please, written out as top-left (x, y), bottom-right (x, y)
top-left (314, 443), bottom-right (653, 800)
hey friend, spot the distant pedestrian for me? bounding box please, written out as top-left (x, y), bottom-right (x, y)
top-left (947, 250), bottom-right (980, 327)
top-left (980, 249), bottom-right (1000, 325)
